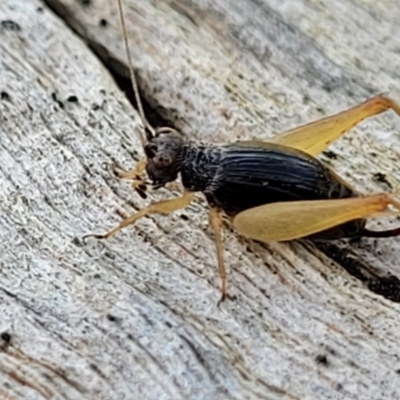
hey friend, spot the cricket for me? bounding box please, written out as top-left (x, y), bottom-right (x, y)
top-left (84, 0), bottom-right (400, 302)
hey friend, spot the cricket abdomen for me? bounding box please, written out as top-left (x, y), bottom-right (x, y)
top-left (203, 141), bottom-right (366, 240)
top-left (179, 140), bottom-right (367, 240)
top-left (206, 141), bottom-right (355, 211)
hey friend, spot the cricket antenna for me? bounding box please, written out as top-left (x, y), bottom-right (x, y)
top-left (117, 0), bottom-right (155, 145)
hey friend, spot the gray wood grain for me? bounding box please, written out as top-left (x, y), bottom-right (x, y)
top-left (1, 0), bottom-right (400, 399)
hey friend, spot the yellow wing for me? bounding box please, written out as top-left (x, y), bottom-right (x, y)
top-left (268, 96), bottom-right (400, 156)
top-left (233, 194), bottom-right (400, 242)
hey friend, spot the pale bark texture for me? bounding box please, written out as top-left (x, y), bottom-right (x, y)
top-left (1, 0), bottom-right (400, 399)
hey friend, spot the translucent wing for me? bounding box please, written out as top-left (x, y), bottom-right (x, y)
top-left (268, 96), bottom-right (400, 156)
top-left (233, 194), bottom-right (400, 242)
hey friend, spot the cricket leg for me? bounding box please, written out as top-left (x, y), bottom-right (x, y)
top-left (233, 194), bottom-right (400, 242)
top-left (269, 96), bottom-right (400, 156)
top-left (111, 158), bottom-right (146, 179)
top-left (83, 191), bottom-right (195, 240)
top-left (111, 158), bottom-right (148, 198)
top-left (165, 181), bottom-right (182, 192)
top-left (209, 207), bottom-right (227, 304)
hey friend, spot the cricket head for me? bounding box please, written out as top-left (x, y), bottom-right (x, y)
top-left (144, 127), bottom-right (185, 186)
top-left (115, 0), bottom-right (186, 188)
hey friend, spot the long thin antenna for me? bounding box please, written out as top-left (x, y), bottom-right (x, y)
top-left (117, 0), bottom-right (155, 145)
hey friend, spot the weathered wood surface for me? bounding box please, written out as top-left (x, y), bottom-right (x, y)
top-left (1, 0), bottom-right (400, 399)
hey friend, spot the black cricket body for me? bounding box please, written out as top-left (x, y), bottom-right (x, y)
top-left (144, 128), bottom-right (366, 240)
top-left (89, 0), bottom-right (400, 304)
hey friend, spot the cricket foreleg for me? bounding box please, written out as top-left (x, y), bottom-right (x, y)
top-left (111, 158), bottom-right (147, 179)
top-left (233, 194), bottom-right (400, 242)
top-left (83, 191), bottom-right (195, 240)
top-left (111, 158), bottom-right (149, 198)
top-left (209, 207), bottom-right (227, 303)
top-left (269, 96), bottom-right (400, 156)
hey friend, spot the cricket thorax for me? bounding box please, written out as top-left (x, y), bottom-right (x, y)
top-left (180, 143), bottom-right (222, 192)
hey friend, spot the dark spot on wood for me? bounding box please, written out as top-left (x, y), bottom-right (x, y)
top-left (67, 95), bottom-right (78, 103)
top-left (42, 372), bottom-right (54, 381)
top-left (89, 363), bottom-right (107, 379)
top-left (116, 209), bottom-right (126, 219)
top-left (71, 237), bottom-right (81, 246)
top-left (43, 194), bottom-right (52, 206)
top-left (51, 92), bottom-right (64, 108)
top-left (1, 20), bottom-right (21, 32)
top-left (1, 91), bottom-right (10, 101)
top-left (1, 332), bottom-right (11, 343)
top-left (326, 347), bottom-right (336, 356)
top-left (137, 189), bottom-right (147, 199)
top-left (99, 19), bottom-right (107, 27)
top-left (322, 150), bottom-right (338, 160)
top-left (90, 363), bottom-right (98, 371)
top-left (323, 84), bottom-right (333, 93)
top-left (315, 354), bottom-right (329, 366)
top-left (107, 314), bottom-right (121, 324)
top-left (348, 360), bottom-right (357, 368)
top-left (373, 172), bottom-right (392, 189)
top-left (104, 251), bottom-right (115, 260)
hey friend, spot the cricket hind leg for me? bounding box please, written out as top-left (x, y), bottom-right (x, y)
top-left (233, 194), bottom-right (400, 243)
top-left (269, 96), bottom-right (400, 156)
top-left (209, 207), bottom-right (227, 304)
top-left (83, 191), bottom-right (195, 240)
